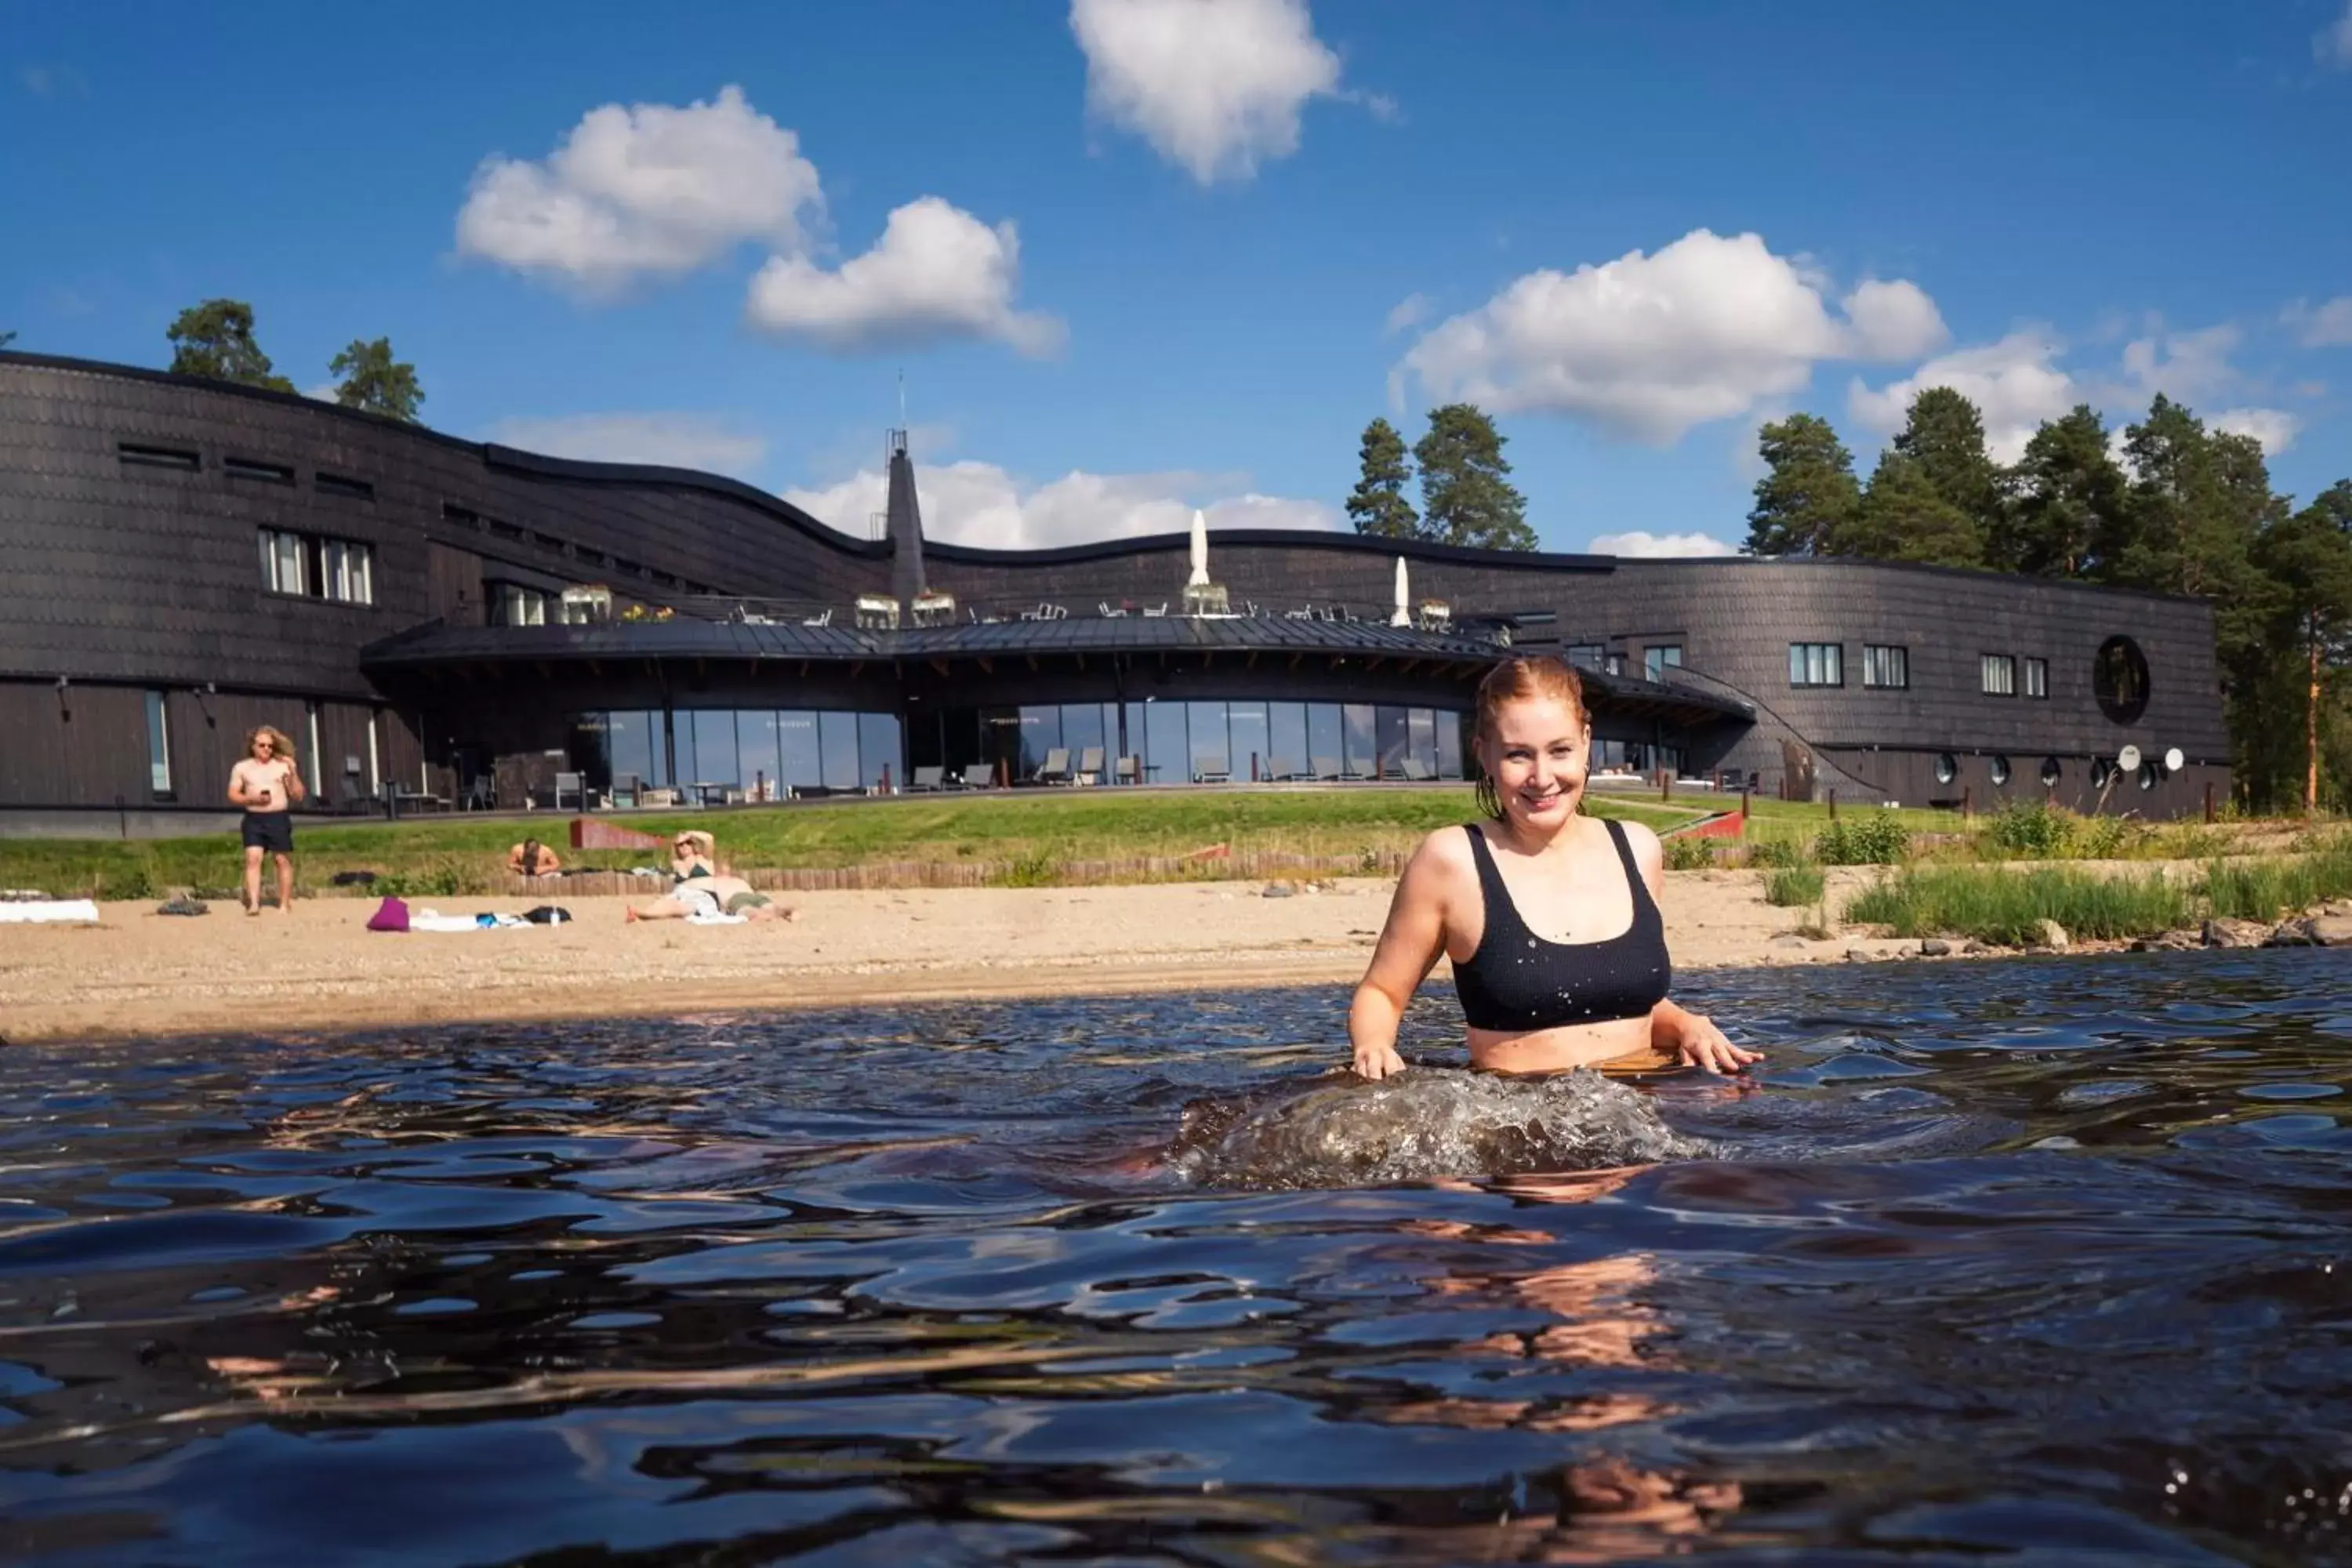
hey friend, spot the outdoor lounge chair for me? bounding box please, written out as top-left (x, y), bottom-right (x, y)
top-left (1312, 755), bottom-right (1341, 782)
top-left (1035, 747), bottom-right (1073, 786)
top-left (1115, 755), bottom-right (1141, 784)
top-left (1194, 754), bottom-right (1230, 783)
top-left (949, 767), bottom-right (985, 789)
top-left (1268, 755), bottom-right (1303, 782)
top-left (1076, 746), bottom-right (1105, 783)
top-left (909, 764), bottom-right (945, 792)
top-left (553, 771), bottom-right (584, 811)
top-left (1401, 757), bottom-right (1436, 781)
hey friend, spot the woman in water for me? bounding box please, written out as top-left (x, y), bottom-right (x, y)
top-left (1350, 655), bottom-right (1760, 1080)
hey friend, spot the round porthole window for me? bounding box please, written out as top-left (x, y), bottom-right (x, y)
top-left (2138, 760), bottom-right (2158, 790)
top-left (2093, 636), bottom-right (2151, 725)
top-left (2090, 757), bottom-right (2113, 789)
top-left (1990, 754), bottom-right (2012, 786)
top-left (1935, 753), bottom-right (1958, 786)
top-left (2040, 757), bottom-right (2063, 787)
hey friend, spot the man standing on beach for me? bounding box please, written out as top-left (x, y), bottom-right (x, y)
top-left (228, 726), bottom-right (303, 915)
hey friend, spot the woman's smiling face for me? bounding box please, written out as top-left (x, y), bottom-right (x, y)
top-left (1479, 694), bottom-right (1589, 829)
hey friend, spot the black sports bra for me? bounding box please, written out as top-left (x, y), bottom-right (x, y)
top-left (1453, 819), bottom-right (1672, 1033)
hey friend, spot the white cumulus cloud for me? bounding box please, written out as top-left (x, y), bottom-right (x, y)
top-left (1397, 229), bottom-right (1944, 445)
top-left (483, 413), bottom-right (769, 477)
top-left (2287, 296), bottom-right (2352, 348)
top-left (785, 460), bottom-right (1338, 550)
top-left (1383, 291), bottom-right (1432, 336)
top-left (746, 197), bottom-right (1064, 356)
top-left (1589, 530), bottom-right (1741, 558)
top-left (2318, 1), bottom-right (2352, 66)
top-left (456, 85), bottom-right (823, 296)
top-left (1847, 329), bottom-right (2080, 463)
top-left (2212, 408), bottom-right (2303, 455)
top-left (1070, 0), bottom-right (1345, 183)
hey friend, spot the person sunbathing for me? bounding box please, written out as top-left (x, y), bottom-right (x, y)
top-left (1349, 654), bottom-right (1762, 1080)
top-left (626, 873), bottom-right (796, 924)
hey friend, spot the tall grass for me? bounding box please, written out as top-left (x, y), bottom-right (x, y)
top-left (2202, 831), bottom-right (2352, 920)
top-left (1846, 866), bottom-right (2194, 944)
top-left (1763, 865), bottom-right (1824, 907)
top-left (1813, 810), bottom-right (1911, 866)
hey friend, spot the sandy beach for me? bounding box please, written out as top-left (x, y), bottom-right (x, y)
top-left (0, 869), bottom-right (1950, 1045)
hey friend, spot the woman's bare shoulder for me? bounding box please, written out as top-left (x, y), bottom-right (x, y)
top-left (1610, 815), bottom-right (1666, 874)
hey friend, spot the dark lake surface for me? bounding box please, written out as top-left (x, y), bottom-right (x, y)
top-left (2, 950), bottom-right (2350, 1564)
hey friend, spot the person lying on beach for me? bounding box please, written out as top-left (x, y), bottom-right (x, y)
top-left (506, 839), bottom-right (562, 877)
top-left (625, 873), bottom-right (797, 924)
top-left (670, 830), bottom-right (717, 882)
top-left (1349, 655), bottom-right (1762, 1081)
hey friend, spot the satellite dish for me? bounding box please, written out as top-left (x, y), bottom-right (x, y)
top-left (2164, 746), bottom-right (2184, 772)
top-left (2117, 744), bottom-right (2143, 773)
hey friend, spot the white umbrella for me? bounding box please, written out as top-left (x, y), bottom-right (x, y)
top-left (1188, 508), bottom-right (1210, 587)
top-left (1392, 556), bottom-right (1411, 625)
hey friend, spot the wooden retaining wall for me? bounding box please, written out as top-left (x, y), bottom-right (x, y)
top-left (485, 847), bottom-right (1415, 898)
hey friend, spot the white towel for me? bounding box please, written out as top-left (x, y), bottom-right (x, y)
top-left (0, 899), bottom-right (101, 924)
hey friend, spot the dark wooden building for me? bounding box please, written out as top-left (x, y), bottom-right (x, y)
top-left (0, 351), bottom-right (2231, 826)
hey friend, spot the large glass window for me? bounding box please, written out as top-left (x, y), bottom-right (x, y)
top-left (1407, 708), bottom-right (1438, 779)
top-left (598, 710), bottom-right (665, 790)
top-left (1981, 653), bottom-right (2017, 696)
top-left (679, 710), bottom-right (739, 789)
top-left (1645, 644), bottom-right (1683, 680)
top-left (1860, 644), bottom-right (1907, 688)
top-left (1060, 702), bottom-right (1105, 768)
top-left (858, 712), bottom-right (902, 790)
top-left (1145, 700), bottom-right (1188, 785)
top-left (1269, 702), bottom-right (1308, 779)
top-left (1341, 704), bottom-right (1377, 779)
top-left (1374, 706), bottom-right (1410, 779)
top-left (1189, 701), bottom-right (1230, 779)
top-left (740, 710), bottom-right (782, 797)
top-left (1565, 644), bottom-right (1606, 670)
top-left (1789, 643), bottom-right (1843, 687)
top-left (569, 713), bottom-right (613, 791)
top-left (820, 711), bottom-right (861, 792)
top-left (1017, 705), bottom-right (1062, 778)
top-left (1227, 701), bottom-right (1269, 780)
top-left (779, 711), bottom-right (823, 792)
top-left (494, 584), bottom-right (547, 626)
top-left (145, 691), bottom-right (171, 795)
top-left (1438, 713), bottom-right (1465, 780)
top-left (1307, 703), bottom-right (1343, 779)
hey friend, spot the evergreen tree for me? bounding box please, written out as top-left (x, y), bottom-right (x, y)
top-left (1890, 387), bottom-right (2001, 551)
top-left (1345, 417), bottom-right (1420, 539)
top-left (1414, 404), bottom-right (1534, 550)
top-left (1846, 449), bottom-right (1984, 566)
top-left (165, 299), bottom-right (294, 392)
top-left (329, 337), bottom-right (425, 423)
top-left (1744, 413), bottom-right (1860, 555)
top-left (0, 330), bottom-right (16, 350)
top-left (2252, 481), bottom-right (2352, 811)
top-left (1996, 405), bottom-right (2125, 577)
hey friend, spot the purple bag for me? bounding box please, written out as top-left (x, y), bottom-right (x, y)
top-left (365, 895), bottom-right (410, 933)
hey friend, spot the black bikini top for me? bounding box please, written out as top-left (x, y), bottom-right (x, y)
top-left (1453, 818), bottom-right (1671, 1033)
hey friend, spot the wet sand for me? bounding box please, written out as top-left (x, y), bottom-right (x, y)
top-left (0, 869), bottom-right (1969, 1044)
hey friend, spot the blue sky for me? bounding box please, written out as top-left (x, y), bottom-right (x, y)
top-left (4, 1), bottom-right (2350, 554)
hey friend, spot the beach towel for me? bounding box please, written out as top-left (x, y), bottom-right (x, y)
top-left (0, 899), bottom-right (100, 924)
top-left (408, 909), bottom-right (532, 932)
top-left (365, 896), bottom-right (410, 932)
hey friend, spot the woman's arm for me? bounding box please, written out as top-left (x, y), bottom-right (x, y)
top-left (1627, 820), bottom-right (1762, 1076)
top-left (1348, 836), bottom-right (1456, 1080)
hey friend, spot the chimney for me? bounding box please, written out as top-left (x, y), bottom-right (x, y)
top-left (884, 428), bottom-right (925, 609)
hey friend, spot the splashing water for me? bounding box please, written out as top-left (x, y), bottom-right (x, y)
top-left (1167, 1065), bottom-right (1708, 1189)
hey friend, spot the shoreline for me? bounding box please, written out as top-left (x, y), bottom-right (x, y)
top-left (0, 867), bottom-right (2239, 1047)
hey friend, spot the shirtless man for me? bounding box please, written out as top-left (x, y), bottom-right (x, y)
top-left (227, 726), bottom-right (304, 915)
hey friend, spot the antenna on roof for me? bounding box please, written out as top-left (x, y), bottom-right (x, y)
top-left (897, 368), bottom-right (906, 433)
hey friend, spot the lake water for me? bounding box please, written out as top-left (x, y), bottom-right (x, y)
top-left (1, 950), bottom-right (2349, 1564)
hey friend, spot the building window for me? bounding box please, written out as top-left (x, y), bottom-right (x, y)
top-left (495, 584), bottom-right (549, 626)
top-left (2138, 760), bottom-right (2159, 790)
top-left (225, 456), bottom-right (295, 485)
top-left (1861, 644), bottom-right (1908, 689)
top-left (260, 528), bottom-right (373, 604)
top-left (315, 471), bottom-right (374, 501)
top-left (2024, 656), bottom-right (2049, 699)
top-left (1936, 753), bottom-right (1958, 785)
top-left (2092, 637), bottom-right (2148, 724)
top-left (1644, 644), bottom-right (1683, 681)
top-left (146, 691), bottom-right (172, 795)
top-left (118, 442), bottom-right (200, 471)
top-left (1565, 643), bottom-right (1606, 670)
top-left (1981, 653), bottom-right (2016, 696)
top-left (1788, 642), bottom-right (1843, 687)
top-left (2040, 756), bottom-right (2062, 787)
top-left (1990, 754), bottom-right (2012, 786)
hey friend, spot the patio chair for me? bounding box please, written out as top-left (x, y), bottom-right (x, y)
top-left (1076, 746), bottom-right (1105, 783)
top-left (1194, 754), bottom-right (1230, 784)
top-left (800, 607), bottom-right (833, 627)
top-left (553, 771), bottom-right (584, 811)
top-left (955, 766), bottom-right (993, 789)
top-left (1035, 747), bottom-right (1073, 786)
top-left (1312, 755), bottom-right (1341, 782)
top-left (909, 764), bottom-right (945, 792)
top-left (1268, 755), bottom-right (1302, 782)
top-left (1115, 755), bottom-right (1141, 785)
top-left (1401, 757), bottom-right (1435, 782)
top-left (610, 773), bottom-right (641, 809)
top-left (1142, 602), bottom-right (1167, 618)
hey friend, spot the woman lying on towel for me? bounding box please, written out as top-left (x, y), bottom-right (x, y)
top-left (626, 873), bottom-right (797, 924)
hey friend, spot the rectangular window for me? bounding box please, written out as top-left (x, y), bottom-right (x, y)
top-left (315, 471), bottom-right (374, 500)
top-left (1981, 653), bottom-right (2017, 696)
top-left (260, 528), bottom-right (307, 594)
top-left (1565, 643), bottom-right (1606, 670)
top-left (145, 691), bottom-right (172, 794)
top-left (225, 456), bottom-right (295, 484)
top-left (1860, 644), bottom-right (1909, 689)
top-left (532, 531), bottom-right (568, 554)
top-left (118, 442), bottom-right (200, 471)
top-left (495, 584), bottom-right (547, 626)
top-left (488, 519), bottom-right (524, 541)
top-left (321, 539), bottom-right (375, 604)
top-left (2024, 656), bottom-right (2049, 699)
top-left (261, 528), bottom-right (372, 602)
top-left (1644, 644), bottom-right (1683, 681)
top-left (441, 503), bottom-right (481, 529)
top-left (1788, 642), bottom-right (1844, 687)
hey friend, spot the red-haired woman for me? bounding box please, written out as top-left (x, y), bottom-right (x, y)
top-left (1349, 656), bottom-right (1760, 1080)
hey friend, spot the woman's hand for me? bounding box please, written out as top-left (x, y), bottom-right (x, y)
top-left (1664, 1008), bottom-right (1762, 1076)
top-left (1353, 1039), bottom-right (1407, 1080)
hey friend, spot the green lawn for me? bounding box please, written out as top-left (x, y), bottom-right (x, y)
top-left (1, 786), bottom-right (1713, 898)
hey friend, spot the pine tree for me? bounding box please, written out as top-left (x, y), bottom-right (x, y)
top-left (1345, 417), bottom-right (1420, 539)
top-left (1414, 405), bottom-right (1534, 550)
top-left (1889, 387), bottom-right (2000, 554)
top-left (1745, 413), bottom-right (1860, 555)
top-left (1995, 405), bottom-right (2124, 577)
top-left (329, 337), bottom-right (425, 423)
top-left (1846, 451), bottom-right (1984, 566)
top-left (165, 299), bottom-right (295, 392)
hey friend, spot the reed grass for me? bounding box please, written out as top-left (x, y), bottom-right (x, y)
top-left (2201, 831), bottom-right (2352, 920)
top-left (1845, 866), bottom-right (2196, 945)
top-left (1763, 865), bottom-right (1825, 907)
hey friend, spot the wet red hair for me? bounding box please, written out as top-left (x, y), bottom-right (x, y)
top-left (1472, 655), bottom-right (1590, 818)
